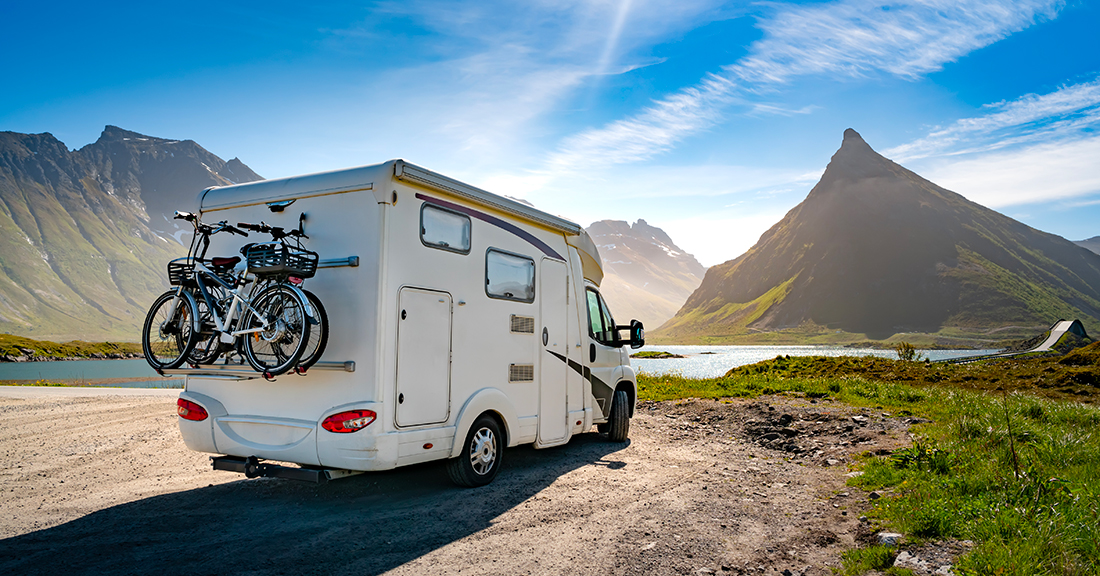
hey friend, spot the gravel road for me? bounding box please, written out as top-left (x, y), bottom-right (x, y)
top-left (0, 387), bottom-right (920, 576)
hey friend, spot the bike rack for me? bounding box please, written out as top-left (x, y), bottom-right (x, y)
top-left (317, 256), bottom-right (359, 269)
top-left (161, 360), bottom-right (355, 381)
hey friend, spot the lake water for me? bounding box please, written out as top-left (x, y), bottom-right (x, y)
top-left (630, 345), bottom-right (1000, 379)
top-left (0, 346), bottom-right (1000, 387)
top-left (0, 359), bottom-right (183, 388)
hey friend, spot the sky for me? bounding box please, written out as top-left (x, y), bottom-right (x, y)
top-left (3, 0), bottom-right (1099, 266)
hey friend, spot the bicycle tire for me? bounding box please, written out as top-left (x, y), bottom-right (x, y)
top-left (241, 284), bottom-right (311, 376)
top-left (187, 294), bottom-right (222, 365)
top-left (142, 289), bottom-right (199, 371)
top-left (297, 289), bottom-right (329, 370)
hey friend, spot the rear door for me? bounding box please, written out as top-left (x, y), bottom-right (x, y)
top-left (396, 287), bottom-right (452, 427)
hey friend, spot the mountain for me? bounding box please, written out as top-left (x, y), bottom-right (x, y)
top-left (1076, 237), bottom-right (1100, 255)
top-left (657, 129), bottom-right (1100, 343)
top-left (0, 126), bottom-right (262, 341)
top-left (587, 219), bottom-right (705, 330)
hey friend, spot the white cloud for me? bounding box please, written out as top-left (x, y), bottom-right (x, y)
top-left (887, 77), bottom-right (1100, 161)
top-left (547, 0), bottom-right (1063, 170)
top-left (922, 136), bottom-right (1100, 208)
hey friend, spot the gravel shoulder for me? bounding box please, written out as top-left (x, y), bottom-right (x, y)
top-left (0, 389), bottom-right (922, 575)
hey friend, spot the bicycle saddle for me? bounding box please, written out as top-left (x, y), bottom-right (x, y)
top-left (210, 256), bottom-right (241, 268)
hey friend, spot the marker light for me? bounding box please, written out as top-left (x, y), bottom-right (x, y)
top-left (177, 398), bottom-right (209, 421)
top-left (322, 410), bottom-right (377, 433)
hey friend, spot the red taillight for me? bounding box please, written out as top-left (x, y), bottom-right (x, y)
top-left (322, 410), bottom-right (377, 433)
top-left (177, 398), bottom-right (208, 421)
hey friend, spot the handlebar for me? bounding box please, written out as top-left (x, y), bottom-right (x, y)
top-left (237, 221), bottom-right (307, 240)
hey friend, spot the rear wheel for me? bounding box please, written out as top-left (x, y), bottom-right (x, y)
top-left (448, 415), bottom-right (503, 487)
top-left (241, 285), bottom-right (311, 376)
top-left (296, 289), bottom-right (329, 370)
top-left (606, 389), bottom-right (631, 442)
top-left (142, 289), bottom-right (198, 371)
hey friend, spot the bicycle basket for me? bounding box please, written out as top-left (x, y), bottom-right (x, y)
top-left (167, 259), bottom-right (195, 286)
top-left (245, 242), bottom-right (318, 278)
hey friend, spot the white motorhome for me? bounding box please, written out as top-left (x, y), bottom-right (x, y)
top-left (171, 160), bottom-right (644, 486)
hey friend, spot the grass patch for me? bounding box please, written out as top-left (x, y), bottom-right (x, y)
top-left (0, 334), bottom-right (141, 361)
top-left (630, 351), bottom-right (685, 359)
top-left (637, 359), bottom-right (1100, 575)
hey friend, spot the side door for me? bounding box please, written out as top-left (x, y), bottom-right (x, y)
top-left (584, 288), bottom-right (620, 419)
top-left (395, 287), bottom-right (452, 427)
top-left (537, 258), bottom-right (569, 445)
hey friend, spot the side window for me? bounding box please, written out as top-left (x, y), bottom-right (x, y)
top-left (421, 203), bottom-right (471, 254)
top-left (486, 249), bottom-right (535, 302)
top-left (586, 288), bottom-right (617, 345)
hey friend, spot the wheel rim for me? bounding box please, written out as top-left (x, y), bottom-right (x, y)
top-left (245, 287), bottom-right (309, 374)
top-left (468, 427), bottom-right (497, 476)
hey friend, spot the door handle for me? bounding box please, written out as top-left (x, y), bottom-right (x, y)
top-left (590, 343), bottom-right (596, 363)
top-left (543, 327), bottom-right (549, 346)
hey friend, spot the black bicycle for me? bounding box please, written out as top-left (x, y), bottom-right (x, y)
top-left (141, 211), bottom-right (316, 377)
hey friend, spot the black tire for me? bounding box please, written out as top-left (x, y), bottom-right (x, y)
top-left (448, 415), bottom-right (503, 487)
top-left (607, 389), bottom-right (631, 442)
top-left (241, 285), bottom-right (311, 376)
top-left (142, 289), bottom-right (198, 371)
top-left (297, 289), bottom-right (329, 370)
top-left (187, 294), bottom-right (222, 365)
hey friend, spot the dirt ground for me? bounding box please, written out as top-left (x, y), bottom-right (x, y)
top-left (0, 388), bottom-right (929, 576)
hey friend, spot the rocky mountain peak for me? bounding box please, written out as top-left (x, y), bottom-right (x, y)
top-left (658, 128), bottom-right (1100, 342)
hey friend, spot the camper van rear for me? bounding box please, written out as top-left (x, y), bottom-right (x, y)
top-left (174, 160), bottom-right (642, 486)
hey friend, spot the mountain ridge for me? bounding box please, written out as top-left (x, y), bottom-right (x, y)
top-left (656, 129), bottom-right (1100, 343)
top-left (0, 126), bottom-right (262, 340)
top-left (587, 219), bottom-right (705, 330)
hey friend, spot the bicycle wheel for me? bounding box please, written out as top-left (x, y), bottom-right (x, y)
top-left (297, 289), bottom-right (329, 370)
top-left (187, 294), bottom-right (222, 365)
top-left (241, 284), bottom-right (311, 376)
top-left (142, 289), bottom-right (199, 371)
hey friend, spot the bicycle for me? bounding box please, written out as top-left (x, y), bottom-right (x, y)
top-left (141, 211), bottom-right (315, 377)
top-left (235, 218), bottom-right (329, 371)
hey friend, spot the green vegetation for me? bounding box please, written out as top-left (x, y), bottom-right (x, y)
top-left (894, 341), bottom-right (922, 362)
top-left (721, 345), bottom-right (1100, 404)
top-left (637, 353), bottom-right (1100, 575)
top-left (0, 334), bottom-right (141, 361)
top-left (630, 351), bottom-right (685, 359)
top-left (840, 546), bottom-right (908, 576)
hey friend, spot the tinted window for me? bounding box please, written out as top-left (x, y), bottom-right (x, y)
top-left (421, 204), bottom-right (471, 254)
top-left (486, 249), bottom-right (535, 302)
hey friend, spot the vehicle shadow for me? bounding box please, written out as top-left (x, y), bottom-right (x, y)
top-left (0, 434), bottom-right (630, 576)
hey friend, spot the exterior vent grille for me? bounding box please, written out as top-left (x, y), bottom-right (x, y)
top-left (510, 315), bottom-right (535, 334)
top-left (509, 364), bottom-right (535, 382)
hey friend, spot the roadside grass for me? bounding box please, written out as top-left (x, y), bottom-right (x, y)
top-left (0, 379), bottom-right (69, 386)
top-left (0, 334), bottom-right (141, 360)
top-left (636, 369), bottom-right (1100, 575)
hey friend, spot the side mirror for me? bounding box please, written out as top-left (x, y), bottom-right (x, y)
top-left (629, 319), bottom-right (645, 349)
top-left (615, 320), bottom-right (645, 349)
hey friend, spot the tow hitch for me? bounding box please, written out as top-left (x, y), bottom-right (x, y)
top-left (211, 455), bottom-right (363, 484)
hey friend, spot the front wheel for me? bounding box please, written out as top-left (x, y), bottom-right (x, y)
top-left (241, 285), bottom-right (311, 376)
top-left (606, 389), bottom-right (631, 442)
top-left (448, 416), bottom-right (503, 487)
top-left (142, 289), bottom-right (198, 371)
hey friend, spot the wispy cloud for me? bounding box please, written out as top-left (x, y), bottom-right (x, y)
top-left (547, 0), bottom-right (1063, 169)
top-left (923, 136), bottom-right (1100, 208)
top-left (886, 77), bottom-right (1100, 161)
